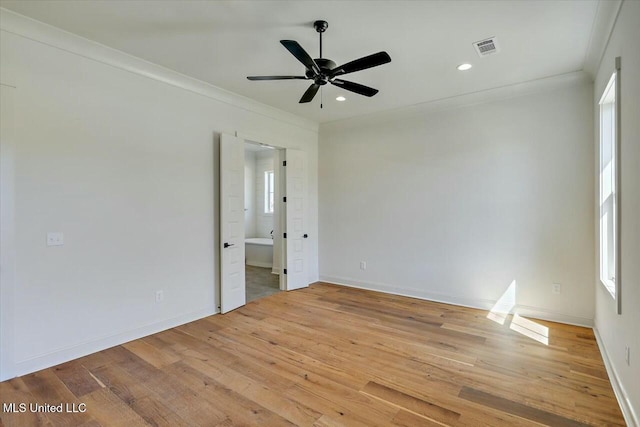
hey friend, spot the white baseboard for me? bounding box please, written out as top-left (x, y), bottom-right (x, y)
top-left (514, 305), bottom-right (593, 327)
top-left (246, 261), bottom-right (273, 269)
top-left (318, 275), bottom-right (593, 327)
top-left (320, 275), bottom-right (496, 310)
top-left (5, 307), bottom-right (216, 381)
top-left (594, 327), bottom-right (639, 427)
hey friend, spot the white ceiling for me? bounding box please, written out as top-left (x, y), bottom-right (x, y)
top-left (1, 0), bottom-right (599, 123)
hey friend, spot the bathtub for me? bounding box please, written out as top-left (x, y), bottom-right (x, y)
top-left (245, 237), bottom-right (273, 268)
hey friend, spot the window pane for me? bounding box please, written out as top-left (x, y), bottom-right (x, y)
top-left (264, 171), bottom-right (269, 213)
top-left (599, 72), bottom-right (616, 297)
top-left (264, 170), bottom-right (274, 213)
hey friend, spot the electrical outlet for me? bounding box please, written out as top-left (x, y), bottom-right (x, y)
top-left (156, 290), bottom-right (164, 303)
top-left (360, 261), bottom-right (367, 271)
top-left (46, 232), bottom-right (64, 246)
top-left (552, 283), bottom-right (562, 295)
top-left (625, 346), bottom-right (630, 365)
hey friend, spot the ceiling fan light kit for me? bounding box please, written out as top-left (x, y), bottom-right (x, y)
top-left (247, 20), bottom-right (391, 107)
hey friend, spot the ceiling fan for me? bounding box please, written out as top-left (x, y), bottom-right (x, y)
top-left (247, 20), bottom-right (391, 106)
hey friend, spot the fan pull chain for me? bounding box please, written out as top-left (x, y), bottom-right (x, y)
top-left (320, 87), bottom-right (323, 109)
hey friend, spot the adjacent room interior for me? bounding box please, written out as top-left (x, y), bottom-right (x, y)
top-left (1, 1), bottom-right (638, 426)
top-left (244, 141), bottom-right (282, 302)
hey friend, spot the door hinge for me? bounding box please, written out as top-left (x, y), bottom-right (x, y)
top-left (284, 269), bottom-right (287, 275)
top-left (283, 160), bottom-right (287, 166)
top-left (283, 233), bottom-right (287, 238)
top-left (283, 196), bottom-right (287, 203)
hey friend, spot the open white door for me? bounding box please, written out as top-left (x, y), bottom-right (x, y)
top-left (220, 133), bottom-right (245, 313)
top-left (0, 85), bottom-right (16, 381)
top-left (284, 149), bottom-right (309, 291)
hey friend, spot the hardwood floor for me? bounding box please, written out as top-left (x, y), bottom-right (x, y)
top-left (0, 283), bottom-right (625, 426)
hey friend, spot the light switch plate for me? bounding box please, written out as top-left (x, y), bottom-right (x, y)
top-left (47, 232), bottom-right (64, 246)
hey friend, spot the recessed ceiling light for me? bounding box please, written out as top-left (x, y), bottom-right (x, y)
top-left (336, 96), bottom-right (346, 102)
top-left (457, 63), bottom-right (473, 71)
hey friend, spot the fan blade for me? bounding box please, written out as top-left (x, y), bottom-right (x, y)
top-left (280, 40), bottom-right (321, 76)
top-left (331, 79), bottom-right (379, 97)
top-left (299, 83), bottom-right (320, 103)
top-left (247, 76), bottom-right (307, 80)
top-left (329, 51), bottom-right (391, 77)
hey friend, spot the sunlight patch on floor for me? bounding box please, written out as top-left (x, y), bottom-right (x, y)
top-left (486, 279), bottom-right (549, 345)
top-left (510, 313), bottom-right (549, 345)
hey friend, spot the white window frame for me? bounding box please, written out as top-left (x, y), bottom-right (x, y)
top-left (598, 57), bottom-right (621, 314)
top-left (264, 170), bottom-right (275, 214)
top-left (599, 73), bottom-right (616, 295)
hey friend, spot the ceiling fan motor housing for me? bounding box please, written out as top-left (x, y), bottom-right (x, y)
top-left (306, 58), bottom-right (337, 84)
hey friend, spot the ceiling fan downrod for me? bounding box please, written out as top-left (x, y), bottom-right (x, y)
top-left (314, 20), bottom-right (328, 59)
top-left (315, 20), bottom-right (328, 109)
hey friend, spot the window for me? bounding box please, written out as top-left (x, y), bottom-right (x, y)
top-left (264, 170), bottom-right (275, 214)
top-left (599, 72), bottom-right (617, 298)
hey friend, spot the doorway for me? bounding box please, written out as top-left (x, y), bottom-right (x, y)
top-left (243, 141), bottom-right (282, 302)
top-left (219, 133), bottom-right (309, 313)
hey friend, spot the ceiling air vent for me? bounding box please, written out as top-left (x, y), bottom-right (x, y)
top-left (473, 37), bottom-right (499, 57)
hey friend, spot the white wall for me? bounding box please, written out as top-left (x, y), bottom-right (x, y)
top-left (244, 148), bottom-right (276, 240)
top-left (319, 77), bottom-right (594, 326)
top-left (593, 0), bottom-right (640, 423)
top-left (255, 151), bottom-right (275, 239)
top-left (244, 149), bottom-right (256, 238)
top-left (0, 10), bottom-right (318, 380)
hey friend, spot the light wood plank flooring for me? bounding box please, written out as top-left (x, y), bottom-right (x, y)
top-left (0, 283), bottom-right (625, 426)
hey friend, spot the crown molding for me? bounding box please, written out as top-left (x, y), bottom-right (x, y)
top-left (583, 0), bottom-right (623, 78)
top-left (0, 8), bottom-right (319, 133)
top-left (321, 70), bottom-right (591, 132)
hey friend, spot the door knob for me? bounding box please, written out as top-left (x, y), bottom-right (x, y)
top-left (303, 234), bottom-right (308, 238)
top-left (224, 242), bottom-right (234, 248)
